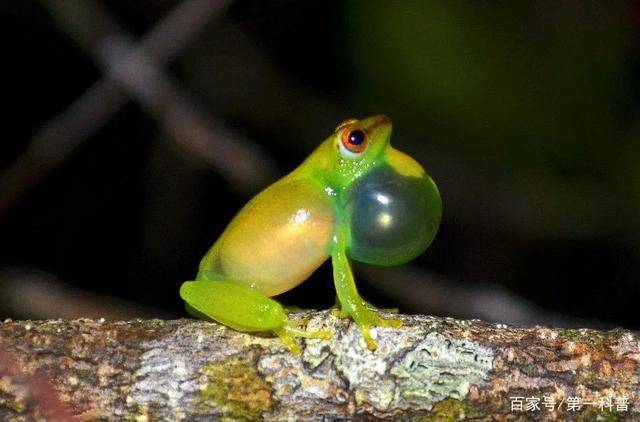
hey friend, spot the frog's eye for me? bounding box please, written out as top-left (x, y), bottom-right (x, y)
top-left (339, 129), bottom-right (368, 158)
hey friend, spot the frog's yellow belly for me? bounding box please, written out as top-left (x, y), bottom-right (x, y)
top-left (200, 178), bottom-right (335, 297)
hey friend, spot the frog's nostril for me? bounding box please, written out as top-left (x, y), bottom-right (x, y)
top-left (372, 114), bottom-right (391, 126)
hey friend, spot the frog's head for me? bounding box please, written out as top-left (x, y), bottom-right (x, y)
top-left (315, 114), bottom-right (393, 188)
top-left (312, 115), bottom-right (442, 266)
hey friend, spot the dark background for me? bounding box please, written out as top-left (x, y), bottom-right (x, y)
top-left (2, 1), bottom-right (640, 329)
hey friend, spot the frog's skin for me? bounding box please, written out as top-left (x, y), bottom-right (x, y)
top-left (180, 115), bottom-right (442, 353)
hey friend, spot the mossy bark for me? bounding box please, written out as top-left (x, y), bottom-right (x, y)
top-left (0, 312), bottom-right (638, 420)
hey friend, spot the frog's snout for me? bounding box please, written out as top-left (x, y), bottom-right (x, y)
top-left (364, 114), bottom-right (391, 128)
top-left (336, 114), bottom-right (391, 132)
top-left (358, 114), bottom-right (391, 134)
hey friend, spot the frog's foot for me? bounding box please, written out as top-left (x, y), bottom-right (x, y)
top-left (342, 302), bottom-right (402, 350)
top-left (363, 299), bottom-right (399, 314)
top-left (332, 301), bottom-right (398, 318)
top-left (274, 319), bottom-right (332, 355)
top-left (330, 306), bottom-right (349, 319)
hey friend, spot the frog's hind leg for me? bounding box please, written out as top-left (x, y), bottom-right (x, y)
top-left (180, 280), bottom-right (331, 354)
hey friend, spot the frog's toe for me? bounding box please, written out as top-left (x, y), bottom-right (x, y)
top-left (350, 306), bottom-right (403, 350)
top-left (359, 324), bottom-right (378, 350)
top-left (331, 307), bottom-right (349, 318)
top-left (305, 329), bottom-right (333, 340)
top-left (375, 314), bottom-right (403, 329)
top-left (374, 306), bottom-right (400, 314)
top-left (360, 301), bottom-right (403, 328)
top-left (363, 300), bottom-right (399, 314)
top-left (275, 320), bottom-right (332, 354)
top-left (274, 328), bottom-right (302, 355)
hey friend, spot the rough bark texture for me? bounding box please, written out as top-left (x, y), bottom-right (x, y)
top-left (0, 312), bottom-right (638, 421)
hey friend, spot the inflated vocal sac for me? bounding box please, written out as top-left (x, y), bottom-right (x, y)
top-left (346, 165), bottom-right (442, 266)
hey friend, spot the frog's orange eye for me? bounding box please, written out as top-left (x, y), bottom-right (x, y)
top-left (340, 129), bottom-right (368, 155)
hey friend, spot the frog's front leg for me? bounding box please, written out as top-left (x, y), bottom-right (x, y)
top-left (331, 232), bottom-right (402, 350)
top-left (180, 280), bottom-right (331, 354)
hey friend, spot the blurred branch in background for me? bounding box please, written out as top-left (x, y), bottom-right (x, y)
top-left (0, 269), bottom-right (170, 320)
top-left (359, 264), bottom-right (607, 329)
top-left (0, 0), bottom-right (276, 220)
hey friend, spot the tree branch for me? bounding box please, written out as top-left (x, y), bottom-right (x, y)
top-left (0, 312), bottom-right (638, 420)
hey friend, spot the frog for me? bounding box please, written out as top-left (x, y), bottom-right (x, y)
top-left (179, 115), bottom-right (442, 354)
